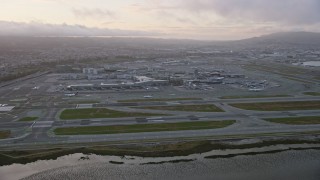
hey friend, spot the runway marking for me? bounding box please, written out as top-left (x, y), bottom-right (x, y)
top-left (33, 121), bottom-right (54, 128)
top-left (149, 120), bottom-right (165, 122)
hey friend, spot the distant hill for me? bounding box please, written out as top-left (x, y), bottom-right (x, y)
top-left (238, 31), bottom-right (320, 46)
top-left (0, 31), bottom-right (319, 51)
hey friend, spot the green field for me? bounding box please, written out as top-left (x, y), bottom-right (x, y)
top-left (265, 116), bottom-right (320, 125)
top-left (1, 138), bottom-right (320, 166)
top-left (60, 108), bottom-right (166, 120)
top-left (118, 98), bottom-right (202, 103)
top-left (244, 64), bottom-right (315, 84)
top-left (0, 138), bottom-right (320, 166)
top-left (135, 104), bottom-right (224, 112)
top-left (304, 92), bottom-right (320, 96)
top-left (18, 117), bottom-right (38, 122)
top-left (284, 77), bottom-right (313, 84)
top-left (230, 101), bottom-right (320, 111)
top-left (54, 120), bottom-right (236, 135)
top-left (220, 95), bottom-right (291, 99)
top-left (0, 131), bottom-right (10, 139)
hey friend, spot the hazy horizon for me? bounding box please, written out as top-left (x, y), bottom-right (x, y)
top-left (1, 0), bottom-right (320, 40)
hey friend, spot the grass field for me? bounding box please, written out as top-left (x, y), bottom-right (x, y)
top-left (60, 108), bottom-right (166, 120)
top-left (220, 95), bottom-right (291, 99)
top-left (135, 104), bottom-right (224, 112)
top-left (54, 120), bottom-right (235, 135)
top-left (304, 92), bottom-right (320, 96)
top-left (265, 116), bottom-right (320, 125)
top-left (284, 77), bottom-right (313, 84)
top-left (118, 98), bottom-right (202, 103)
top-left (0, 131), bottom-right (10, 139)
top-left (230, 101), bottom-right (320, 111)
top-left (244, 64), bottom-right (315, 84)
top-left (18, 117), bottom-right (38, 122)
top-left (1, 138), bottom-right (320, 166)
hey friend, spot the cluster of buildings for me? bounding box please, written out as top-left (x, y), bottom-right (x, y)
top-left (66, 77), bottom-right (169, 91)
top-left (65, 67), bottom-right (170, 91)
top-left (60, 57), bottom-right (274, 92)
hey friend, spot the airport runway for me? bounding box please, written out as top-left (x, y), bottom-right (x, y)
top-left (1, 92), bottom-right (320, 148)
top-left (1, 104), bottom-right (320, 148)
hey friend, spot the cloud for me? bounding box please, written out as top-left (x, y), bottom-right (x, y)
top-left (72, 8), bottom-right (115, 19)
top-left (150, 0), bottom-right (320, 25)
top-left (122, 0), bottom-right (320, 40)
top-left (0, 21), bottom-right (160, 37)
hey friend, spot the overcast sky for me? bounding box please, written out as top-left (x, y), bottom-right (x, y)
top-left (1, 0), bottom-right (320, 40)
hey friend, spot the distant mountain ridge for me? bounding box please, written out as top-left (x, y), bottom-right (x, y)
top-left (0, 31), bottom-right (320, 50)
top-left (240, 31), bottom-right (320, 45)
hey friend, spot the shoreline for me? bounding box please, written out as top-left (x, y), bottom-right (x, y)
top-left (1, 145), bottom-right (320, 180)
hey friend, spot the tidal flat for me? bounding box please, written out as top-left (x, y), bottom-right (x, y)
top-left (1, 144), bottom-right (320, 180)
